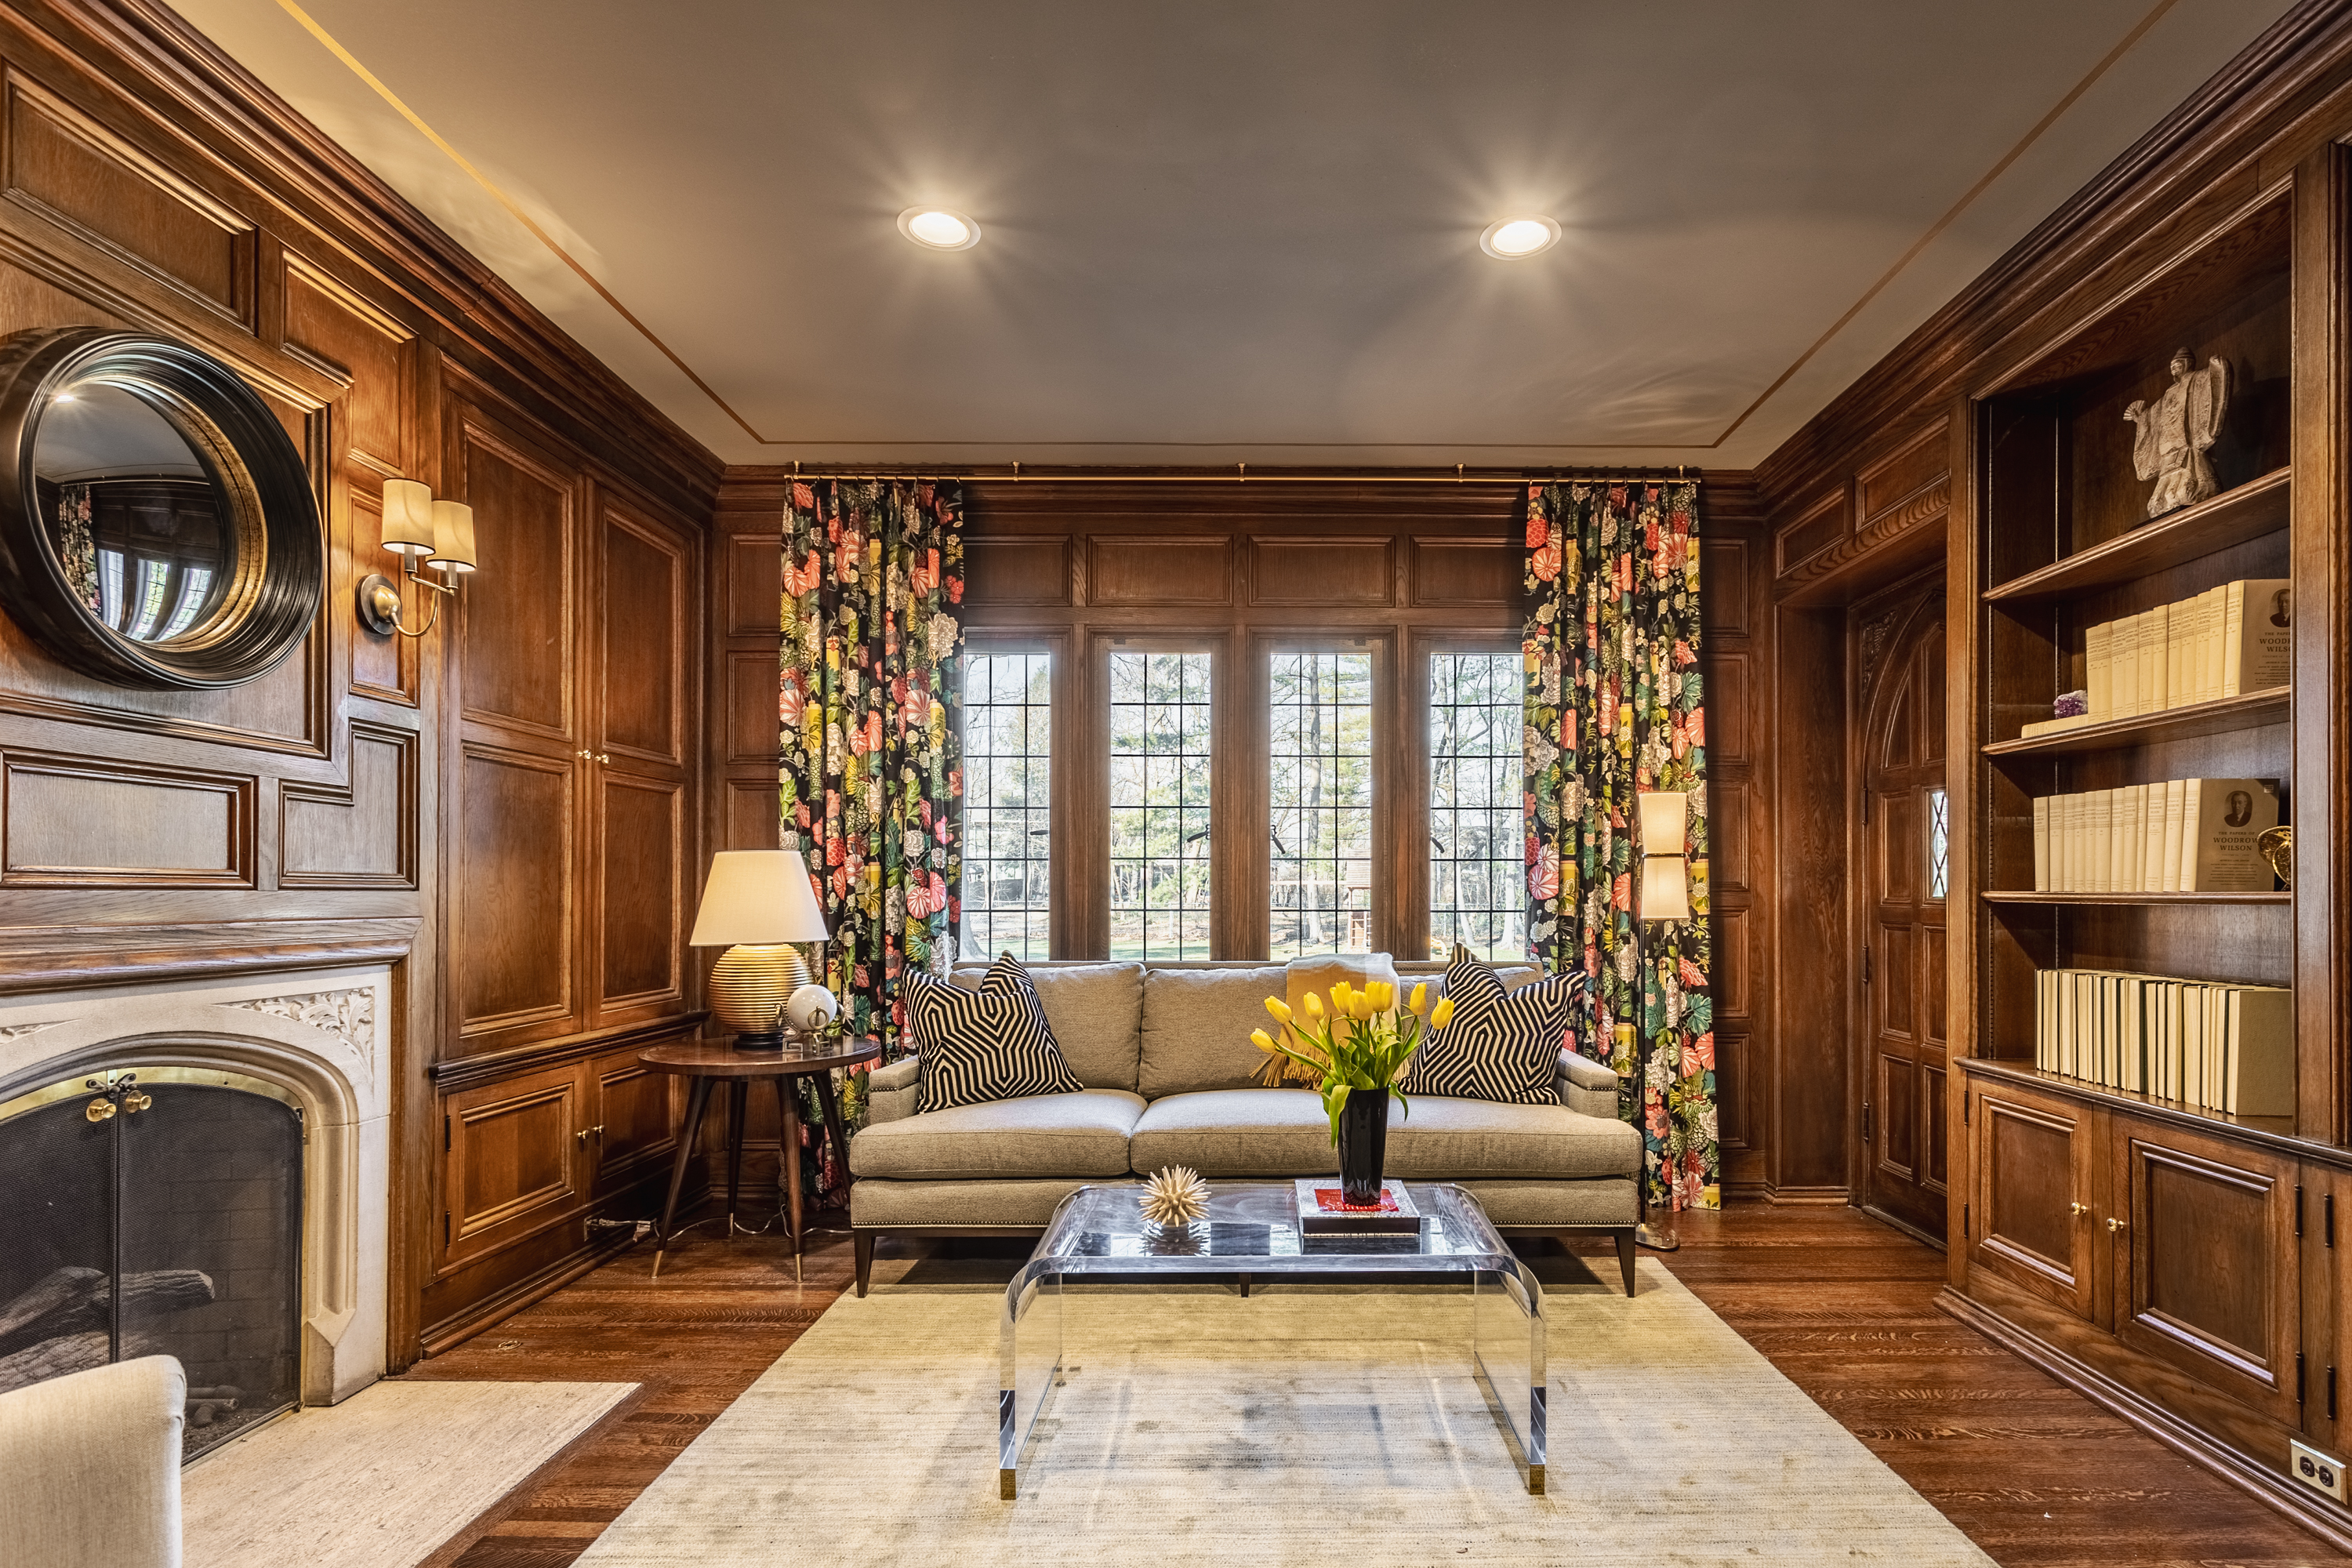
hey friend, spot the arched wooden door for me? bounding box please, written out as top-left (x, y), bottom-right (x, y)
top-left (1857, 590), bottom-right (1947, 1242)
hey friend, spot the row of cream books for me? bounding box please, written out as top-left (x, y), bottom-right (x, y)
top-left (2032, 777), bottom-right (2280, 893)
top-left (2034, 967), bottom-right (2292, 1115)
top-left (2021, 578), bottom-right (2290, 738)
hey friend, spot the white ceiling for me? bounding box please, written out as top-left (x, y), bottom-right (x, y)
top-left (171, 0), bottom-right (2297, 470)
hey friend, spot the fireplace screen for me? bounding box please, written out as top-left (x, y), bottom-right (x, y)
top-left (0, 1066), bottom-right (303, 1458)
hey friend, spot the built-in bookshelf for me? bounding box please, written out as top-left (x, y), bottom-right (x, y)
top-left (1973, 190), bottom-right (2296, 1133)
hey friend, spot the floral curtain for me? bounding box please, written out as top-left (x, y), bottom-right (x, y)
top-left (1523, 479), bottom-right (1715, 1210)
top-left (779, 477), bottom-right (964, 1199)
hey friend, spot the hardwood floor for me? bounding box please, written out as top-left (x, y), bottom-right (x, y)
top-left (398, 1202), bottom-right (2350, 1566)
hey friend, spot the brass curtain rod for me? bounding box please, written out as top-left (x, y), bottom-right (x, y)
top-left (780, 462), bottom-right (1704, 486)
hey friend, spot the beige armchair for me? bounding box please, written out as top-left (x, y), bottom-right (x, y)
top-left (0, 1356), bottom-right (185, 1568)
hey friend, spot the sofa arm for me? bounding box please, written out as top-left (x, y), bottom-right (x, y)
top-left (866, 1054), bottom-right (921, 1124)
top-left (0, 1354), bottom-right (184, 1568)
top-left (1557, 1048), bottom-right (1622, 1118)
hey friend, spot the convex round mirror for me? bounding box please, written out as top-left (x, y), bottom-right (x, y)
top-left (0, 328), bottom-right (321, 688)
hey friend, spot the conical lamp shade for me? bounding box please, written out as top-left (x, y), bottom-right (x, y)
top-left (1637, 791), bottom-right (1689, 855)
top-left (690, 849), bottom-right (829, 946)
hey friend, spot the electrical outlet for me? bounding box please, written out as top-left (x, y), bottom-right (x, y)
top-left (2291, 1439), bottom-right (2348, 1504)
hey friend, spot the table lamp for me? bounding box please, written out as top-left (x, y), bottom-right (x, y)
top-left (689, 848), bottom-right (830, 1052)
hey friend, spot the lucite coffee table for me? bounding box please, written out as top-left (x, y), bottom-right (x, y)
top-left (998, 1181), bottom-right (1546, 1499)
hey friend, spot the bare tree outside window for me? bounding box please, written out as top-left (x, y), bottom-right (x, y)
top-left (1269, 652), bottom-right (1373, 957)
top-left (1109, 652), bottom-right (1212, 958)
top-left (1429, 652), bottom-right (1525, 959)
top-left (960, 651), bottom-right (1052, 960)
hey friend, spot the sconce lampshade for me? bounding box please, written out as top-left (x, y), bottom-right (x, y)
top-left (691, 850), bottom-right (833, 1050)
top-left (1638, 856), bottom-right (1692, 921)
top-left (381, 478), bottom-right (437, 557)
top-left (430, 501), bottom-right (477, 573)
top-left (1638, 790), bottom-right (1689, 855)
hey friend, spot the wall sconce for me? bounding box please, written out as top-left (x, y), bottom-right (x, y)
top-left (356, 478), bottom-right (476, 637)
top-left (1636, 790), bottom-right (1690, 922)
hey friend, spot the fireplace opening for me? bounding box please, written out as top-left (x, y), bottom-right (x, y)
top-left (0, 1065), bottom-right (303, 1459)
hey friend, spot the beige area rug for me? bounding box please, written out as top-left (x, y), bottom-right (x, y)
top-left (182, 1379), bottom-right (636, 1567)
top-left (575, 1255), bottom-right (1994, 1566)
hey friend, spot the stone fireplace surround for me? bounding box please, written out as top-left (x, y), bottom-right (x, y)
top-left (0, 963), bottom-right (392, 1404)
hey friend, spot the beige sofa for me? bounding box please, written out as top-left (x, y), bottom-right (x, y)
top-left (0, 1355), bottom-right (183, 1568)
top-left (848, 961), bottom-right (1642, 1296)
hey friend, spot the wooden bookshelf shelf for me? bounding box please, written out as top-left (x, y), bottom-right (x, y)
top-left (1962, 1058), bottom-right (2305, 1149)
top-left (1983, 687), bottom-right (2290, 756)
top-left (1981, 889), bottom-right (2288, 906)
top-left (1981, 466), bottom-right (2291, 604)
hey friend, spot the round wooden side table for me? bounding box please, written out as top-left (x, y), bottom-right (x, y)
top-left (639, 1037), bottom-right (880, 1279)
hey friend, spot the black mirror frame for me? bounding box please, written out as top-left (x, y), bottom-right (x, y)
top-left (0, 327), bottom-right (323, 690)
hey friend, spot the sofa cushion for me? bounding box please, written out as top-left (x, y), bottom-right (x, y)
top-left (1138, 965), bottom-right (1289, 1098)
top-left (953, 961), bottom-right (1142, 1091)
top-left (1385, 1095), bottom-right (1639, 1180)
top-left (1399, 952), bottom-right (1584, 1105)
top-left (909, 956), bottom-right (1083, 1113)
top-left (1129, 1088), bottom-right (1339, 1177)
top-left (850, 1089), bottom-right (1145, 1181)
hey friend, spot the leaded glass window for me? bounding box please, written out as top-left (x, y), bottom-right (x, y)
top-left (1430, 652), bottom-right (1525, 959)
top-left (1108, 651), bottom-right (1212, 958)
top-left (1928, 787), bottom-right (1950, 900)
top-left (1269, 652), bottom-right (1374, 957)
top-left (960, 651), bottom-right (1053, 960)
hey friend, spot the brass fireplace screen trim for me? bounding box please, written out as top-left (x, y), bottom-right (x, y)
top-left (0, 1065), bottom-right (304, 1127)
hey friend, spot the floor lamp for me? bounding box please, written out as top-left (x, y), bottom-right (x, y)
top-left (1631, 790), bottom-right (1693, 1252)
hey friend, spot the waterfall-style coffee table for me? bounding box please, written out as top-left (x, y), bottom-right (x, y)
top-left (997, 1181), bottom-right (1547, 1499)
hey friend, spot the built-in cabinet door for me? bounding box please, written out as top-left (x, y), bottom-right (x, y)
top-left (2303, 1163), bottom-right (2350, 1454)
top-left (441, 1060), bottom-right (587, 1269)
top-left (2108, 1120), bottom-right (2302, 1428)
top-left (591, 1047), bottom-right (681, 1192)
top-left (1971, 1079), bottom-right (2103, 1323)
top-left (589, 499), bottom-right (695, 1027)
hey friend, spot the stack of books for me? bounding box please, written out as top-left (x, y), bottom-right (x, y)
top-left (2035, 967), bottom-right (2292, 1115)
top-left (2032, 777), bottom-right (2280, 892)
top-left (2020, 579), bottom-right (2291, 739)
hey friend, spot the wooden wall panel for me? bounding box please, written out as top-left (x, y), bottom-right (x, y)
top-left (1092, 535), bottom-right (1234, 604)
top-left (457, 427), bottom-right (575, 742)
top-left (282, 255), bottom-right (411, 477)
top-left (597, 774), bottom-right (683, 1009)
top-left (458, 746), bottom-right (574, 1033)
top-left (723, 779), bottom-right (779, 850)
top-left (724, 535), bottom-right (780, 634)
top-left (599, 510), bottom-right (685, 768)
top-left (1250, 537), bottom-right (1391, 606)
top-left (443, 1065), bottom-right (582, 1265)
top-left (1410, 538), bottom-right (1516, 606)
top-left (725, 652), bottom-right (777, 766)
top-left (2, 72), bottom-right (252, 323)
top-left (1700, 475), bottom-right (1767, 1194)
top-left (965, 535), bottom-right (1070, 606)
top-left (280, 722), bottom-right (416, 887)
top-left (2, 752), bottom-right (251, 884)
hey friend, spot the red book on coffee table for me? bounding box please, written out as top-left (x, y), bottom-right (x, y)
top-left (1293, 1178), bottom-right (1422, 1236)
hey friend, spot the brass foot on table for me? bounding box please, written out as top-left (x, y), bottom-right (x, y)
top-left (651, 1247), bottom-right (666, 1280)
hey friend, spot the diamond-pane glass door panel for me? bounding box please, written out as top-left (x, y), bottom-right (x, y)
top-left (961, 652), bottom-right (1053, 960)
top-left (1109, 652), bottom-right (1212, 958)
top-left (1270, 652), bottom-right (1373, 957)
top-left (1430, 652), bottom-right (1525, 960)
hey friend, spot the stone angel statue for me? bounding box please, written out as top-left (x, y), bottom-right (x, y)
top-left (2125, 348), bottom-right (2228, 519)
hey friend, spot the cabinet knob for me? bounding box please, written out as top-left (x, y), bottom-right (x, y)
top-left (577, 749), bottom-right (593, 760)
top-left (596, 753), bottom-right (611, 764)
top-left (2070, 1202), bottom-right (2089, 1216)
top-left (2107, 1217), bottom-right (2127, 1232)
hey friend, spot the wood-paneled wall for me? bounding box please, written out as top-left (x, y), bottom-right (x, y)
top-left (0, 0), bottom-right (723, 1368)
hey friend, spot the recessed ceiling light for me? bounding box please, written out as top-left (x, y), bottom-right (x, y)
top-left (1479, 216), bottom-right (1560, 260)
top-left (898, 207), bottom-right (981, 251)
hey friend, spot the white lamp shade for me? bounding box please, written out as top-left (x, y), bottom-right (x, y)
top-left (430, 500), bottom-right (477, 573)
top-left (1637, 791), bottom-right (1689, 856)
top-left (381, 479), bottom-right (436, 557)
top-left (689, 849), bottom-right (830, 946)
top-left (1639, 854), bottom-right (1691, 921)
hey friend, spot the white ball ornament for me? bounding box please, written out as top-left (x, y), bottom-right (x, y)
top-left (786, 983), bottom-right (838, 1033)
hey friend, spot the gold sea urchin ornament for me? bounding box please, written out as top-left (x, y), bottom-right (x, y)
top-left (1140, 1165), bottom-right (1210, 1228)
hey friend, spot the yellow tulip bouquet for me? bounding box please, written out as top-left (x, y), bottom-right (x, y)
top-left (1250, 980), bottom-right (1456, 1148)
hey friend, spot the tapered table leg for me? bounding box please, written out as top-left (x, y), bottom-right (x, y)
top-left (652, 1076), bottom-right (716, 1280)
top-left (724, 1080), bottom-right (749, 1234)
top-left (777, 1076), bottom-right (805, 1282)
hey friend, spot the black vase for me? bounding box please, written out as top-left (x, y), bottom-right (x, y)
top-left (1336, 1090), bottom-right (1390, 1206)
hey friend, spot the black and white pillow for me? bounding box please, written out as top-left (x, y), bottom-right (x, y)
top-left (909, 953), bottom-right (1084, 1114)
top-left (1399, 951), bottom-right (1588, 1105)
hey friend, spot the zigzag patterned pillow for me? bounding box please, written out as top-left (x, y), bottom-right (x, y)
top-left (1399, 951), bottom-right (1587, 1105)
top-left (909, 953), bottom-right (1084, 1114)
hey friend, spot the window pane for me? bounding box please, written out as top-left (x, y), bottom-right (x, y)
top-left (1928, 787), bottom-right (1950, 900)
top-left (960, 652), bottom-right (1052, 961)
top-left (1429, 652), bottom-right (1524, 960)
top-left (1269, 652), bottom-right (1374, 957)
top-left (1109, 652), bottom-right (1213, 959)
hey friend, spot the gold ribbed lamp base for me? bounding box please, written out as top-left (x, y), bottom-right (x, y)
top-left (709, 943), bottom-right (811, 1051)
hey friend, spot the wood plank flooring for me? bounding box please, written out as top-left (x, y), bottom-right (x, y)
top-left (400, 1203), bottom-right (2351, 1566)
